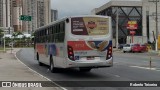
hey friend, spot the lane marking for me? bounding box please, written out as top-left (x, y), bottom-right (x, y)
top-left (14, 49), bottom-right (67, 90)
top-left (114, 75), bottom-right (120, 77)
top-left (130, 66), bottom-right (160, 72)
top-left (143, 61), bottom-right (156, 63)
top-left (113, 62), bottom-right (118, 64)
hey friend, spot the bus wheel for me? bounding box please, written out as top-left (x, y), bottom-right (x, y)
top-left (50, 56), bottom-right (57, 73)
top-left (37, 53), bottom-right (43, 66)
top-left (79, 68), bottom-right (92, 72)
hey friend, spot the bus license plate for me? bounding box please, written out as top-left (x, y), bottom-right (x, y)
top-left (87, 57), bottom-right (94, 60)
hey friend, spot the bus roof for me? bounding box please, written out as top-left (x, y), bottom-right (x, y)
top-left (34, 15), bottom-right (110, 33)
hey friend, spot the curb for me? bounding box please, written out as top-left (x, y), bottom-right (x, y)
top-left (148, 50), bottom-right (160, 55)
top-left (14, 48), bottom-right (67, 90)
top-left (113, 49), bottom-right (122, 52)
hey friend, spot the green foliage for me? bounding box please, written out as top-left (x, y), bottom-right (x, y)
top-left (31, 32), bottom-right (35, 36)
top-left (0, 31), bottom-right (33, 48)
top-left (12, 31), bottom-right (23, 38)
top-left (0, 29), bottom-right (4, 39)
top-left (17, 31), bottom-right (23, 36)
top-left (10, 31), bottom-right (33, 47)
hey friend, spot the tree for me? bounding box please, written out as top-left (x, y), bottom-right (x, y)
top-left (12, 32), bottom-right (18, 39)
top-left (12, 31), bottom-right (24, 47)
top-left (0, 29), bottom-right (4, 39)
top-left (16, 31), bottom-right (23, 36)
top-left (0, 29), bottom-right (4, 45)
top-left (12, 31), bottom-right (23, 38)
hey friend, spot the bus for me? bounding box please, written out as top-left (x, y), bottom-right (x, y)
top-left (34, 15), bottom-right (113, 72)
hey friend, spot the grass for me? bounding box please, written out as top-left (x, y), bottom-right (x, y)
top-left (0, 46), bottom-right (33, 50)
top-left (0, 47), bottom-right (10, 51)
top-left (0, 47), bottom-right (19, 52)
top-left (0, 47), bottom-right (4, 50)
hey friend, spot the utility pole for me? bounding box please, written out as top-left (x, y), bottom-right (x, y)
top-left (116, 7), bottom-right (119, 49)
top-left (3, 30), bottom-right (5, 52)
top-left (148, 0), bottom-right (159, 51)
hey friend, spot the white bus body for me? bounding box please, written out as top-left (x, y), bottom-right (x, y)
top-left (34, 15), bottom-right (113, 72)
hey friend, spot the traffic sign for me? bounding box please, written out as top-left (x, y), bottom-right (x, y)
top-left (130, 30), bottom-right (136, 43)
top-left (127, 21), bottom-right (138, 30)
top-left (20, 15), bottom-right (32, 21)
top-left (130, 31), bottom-right (136, 35)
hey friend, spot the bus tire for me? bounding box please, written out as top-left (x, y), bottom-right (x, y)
top-left (37, 53), bottom-right (43, 66)
top-left (79, 68), bottom-right (92, 72)
top-left (50, 56), bottom-right (57, 73)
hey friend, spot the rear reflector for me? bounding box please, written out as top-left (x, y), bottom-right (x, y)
top-left (106, 45), bottom-right (112, 60)
top-left (67, 45), bottom-right (75, 61)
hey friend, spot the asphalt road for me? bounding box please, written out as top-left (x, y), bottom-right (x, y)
top-left (16, 48), bottom-right (160, 90)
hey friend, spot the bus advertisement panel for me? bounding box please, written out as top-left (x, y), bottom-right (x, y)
top-left (71, 17), bottom-right (109, 35)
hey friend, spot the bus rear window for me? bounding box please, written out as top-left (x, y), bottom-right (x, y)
top-left (71, 17), bottom-right (109, 35)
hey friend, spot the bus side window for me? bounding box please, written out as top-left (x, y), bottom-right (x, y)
top-left (60, 22), bottom-right (65, 42)
top-left (55, 34), bottom-right (58, 43)
top-left (53, 26), bottom-right (56, 34)
top-left (49, 34), bottom-right (52, 43)
top-left (59, 33), bottom-right (64, 42)
top-left (52, 26), bottom-right (54, 34)
top-left (52, 34), bottom-right (54, 42)
top-left (39, 31), bottom-right (42, 43)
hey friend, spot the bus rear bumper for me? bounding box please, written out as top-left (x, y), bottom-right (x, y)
top-left (65, 57), bottom-right (113, 68)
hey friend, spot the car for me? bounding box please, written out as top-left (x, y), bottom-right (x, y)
top-left (123, 44), bottom-right (134, 53)
top-left (131, 44), bottom-right (141, 53)
top-left (118, 44), bottom-right (125, 49)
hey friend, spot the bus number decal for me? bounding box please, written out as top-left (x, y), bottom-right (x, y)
top-left (68, 41), bottom-right (109, 52)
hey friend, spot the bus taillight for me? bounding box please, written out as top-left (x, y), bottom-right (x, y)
top-left (106, 46), bottom-right (112, 60)
top-left (67, 45), bottom-right (75, 61)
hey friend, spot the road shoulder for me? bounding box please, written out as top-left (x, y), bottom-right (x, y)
top-left (0, 48), bottom-right (62, 90)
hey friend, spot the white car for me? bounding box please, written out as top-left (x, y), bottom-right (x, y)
top-left (123, 44), bottom-right (134, 53)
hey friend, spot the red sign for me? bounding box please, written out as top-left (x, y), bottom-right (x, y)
top-left (130, 31), bottom-right (136, 35)
top-left (86, 21), bottom-right (97, 29)
top-left (127, 21), bottom-right (138, 30)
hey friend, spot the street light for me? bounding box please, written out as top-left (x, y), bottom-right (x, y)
top-left (3, 32), bottom-right (5, 52)
top-left (116, 7), bottom-right (119, 49)
top-left (148, 0), bottom-right (159, 51)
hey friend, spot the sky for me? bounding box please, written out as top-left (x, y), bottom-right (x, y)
top-left (51, 0), bottom-right (110, 19)
top-left (51, 0), bottom-right (141, 19)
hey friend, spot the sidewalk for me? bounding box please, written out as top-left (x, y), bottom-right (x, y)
top-left (0, 48), bottom-right (62, 90)
top-left (148, 50), bottom-right (160, 56)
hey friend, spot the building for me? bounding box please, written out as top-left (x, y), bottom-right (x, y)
top-left (0, 0), bottom-right (11, 27)
top-left (11, 0), bottom-right (23, 32)
top-left (22, 0), bottom-right (51, 33)
top-left (21, 0), bottom-right (37, 34)
top-left (44, 0), bottom-right (51, 25)
top-left (0, 0), bottom-right (13, 34)
top-left (37, 0), bottom-right (45, 27)
top-left (51, 9), bottom-right (58, 22)
top-left (0, 0), bottom-right (51, 34)
top-left (0, 0), bottom-right (23, 34)
top-left (37, 0), bottom-right (51, 28)
top-left (142, 0), bottom-right (160, 44)
top-left (93, 0), bottom-right (160, 45)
